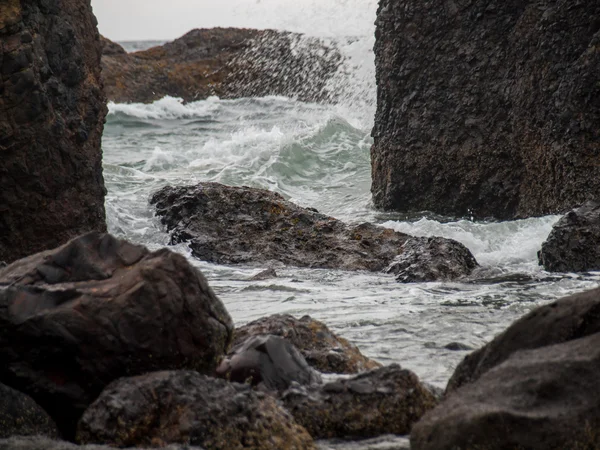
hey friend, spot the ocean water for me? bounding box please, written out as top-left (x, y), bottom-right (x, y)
top-left (105, 3), bottom-right (599, 448)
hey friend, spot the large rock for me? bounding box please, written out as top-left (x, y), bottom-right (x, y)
top-left (101, 28), bottom-right (341, 103)
top-left (0, 437), bottom-right (203, 450)
top-left (0, 383), bottom-right (58, 439)
top-left (0, 232), bottom-right (233, 437)
top-left (538, 201), bottom-right (600, 272)
top-left (77, 370), bottom-right (315, 450)
top-left (233, 314), bottom-right (381, 374)
top-left (446, 287), bottom-right (600, 393)
top-left (371, 0), bottom-right (600, 220)
top-left (281, 364), bottom-right (437, 439)
top-left (411, 332), bottom-right (600, 450)
top-left (0, 0), bottom-right (107, 263)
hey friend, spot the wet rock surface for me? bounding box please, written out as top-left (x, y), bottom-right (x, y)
top-left (447, 287), bottom-right (600, 393)
top-left (281, 364), bottom-right (437, 439)
top-left (371, 0), bottom-right (600, 220)
top-left (77, 370), bottom-right (315, 450)
top-left (0, 232), bottom-right (233, 437)
top-left (0, 382), bottom-right (58, 439)
top-left (412, 332), bottom-right (600, 450)
top-left (0, 436), bottom-right (204, 450)
top-left (385, 237), bottom-right (478, 282)
top-left (101, 28), bottom-right (341, 103)
top-left (233, 314), bottom-right (381, 374)
top-left (538, 201), bottom-right (600, 272)
top-left (0, 0), bottom-right (107, 263)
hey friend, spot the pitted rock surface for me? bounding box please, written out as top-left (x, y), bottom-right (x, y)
top-left (0, 383), bottom-right (58, 439)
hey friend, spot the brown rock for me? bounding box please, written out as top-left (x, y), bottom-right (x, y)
top-left (0, 436), bottom-right (204, 449)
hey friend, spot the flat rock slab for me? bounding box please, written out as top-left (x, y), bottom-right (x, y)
top-left (0, 232), bottom-right (233, 437)
top-left (0, 382), bottom-right (58, 439)
top-left (77, 370), bottom-right (315, 450)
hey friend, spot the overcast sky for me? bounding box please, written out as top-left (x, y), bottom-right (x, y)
top-left (91, 0), bottom-right (376, 41)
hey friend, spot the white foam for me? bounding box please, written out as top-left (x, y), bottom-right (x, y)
top-left (107, 96), bottom-right (221, 119)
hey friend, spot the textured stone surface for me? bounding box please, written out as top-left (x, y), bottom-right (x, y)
top-left (0, 232), bottom-right (233, 437)
top-left (371, 0), bottom-right (600, 220)
top-left (539, 201), bottom-right (600, 272)
top-left (0, 383), bottom-right (58, 439)
top-left (446, 287), bottom-right (600, 393)
top-left (101, 28), bottom-right (341, 103)
top-left (0, 0), bottom-right (107, 263)
top-left (77, 370), bottom-right (315, 450)
top-left (412, 332), bottom-right (600, 450)
top-left (0, 436), bottom-right (204, 450)
top-left (233, 314), bottom-right (381, 374)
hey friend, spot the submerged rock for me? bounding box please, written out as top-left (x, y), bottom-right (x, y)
top-left (0, 232), bottom-right (233, 437)
top-left (281, 364), bottom-right (437, 439)
top-left (0, 383), bottom-right (58, 439)
top-left (371, 0), bottom-right (600, 220)
top-left (538, 201), bottom-right (600, 272)
top-left (0, 437), bottom-right (203, 450)
top-left (0, 0), bottom-right (107, 263)
top-left (217, 335), bottom-right (322, 391)
top-left (233, 314), bottom-right (381, 374)
top-left (385, 237), bottom-right (478, 282)
top-left (101, 28), bottom-right (341, 103)
top-left (412, 332), bottom-right (600, 450)
top-left (77, 370), bottom-right (315, 450)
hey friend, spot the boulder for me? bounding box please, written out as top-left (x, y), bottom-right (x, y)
top-left (0, 0), bottom-right (107, 263)
top-left (411, 332), bottom-right (600, 450)
top-left (385, 237), bottom-right (478, 282)
top-left (281, 364), bottom-right (437, 439)
top-left (446, 287), bottom-right (600, 393)
top-left (0, 232), bottom-right (233, 437)
top-left (77, 370), bottom-right (315, 450)
top-left (0, 436), bottom-right (203, 450)
top-left (0, 383), bottom-right (58, 439)
top-left (371, 0), bottom-right (600, 220)
top-left (538, 201), bottom-right (600, 272)
top-left (233, 314), bottom-right (381, 374)
top-left (101, 28), bottom-right (341, 104)
top-left (217, 335), bottom-right (322, 391)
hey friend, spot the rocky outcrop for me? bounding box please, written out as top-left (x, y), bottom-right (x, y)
top-left (0, 383), bottom-right (58, 439)
top-left (77, 370), bottom-right (315, 450)
top-left (446, 287), bottom-right (600, 393)
top-left (371, 0), bottom-right (600, 220)
top-left (101, 28), bottom-right (341, 103)
top-left (233, 314), bottom-right (381, 374)
top-left (281, 364), bottom-right (437, 439)
top-left (217, 335), bottom-right (322, 391)
top-left (0, 0), bottom-right (107, 263)
top-left (0, 232), bottom-right (233, 437)
top-left (0, 437), bottom-right (204, 450)
top-left (538, 201), bottom-right (600, 272)
top-left (150, 182), bottom-right (478, 279)
top-left (385, 237), bottom-right (478, 282)
top-left (411, 332), bottom-right (600, 450)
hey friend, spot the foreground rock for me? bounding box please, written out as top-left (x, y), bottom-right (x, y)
top-left (371, 0), bottom-right (600, 220)
top-left (538, 201), bottom-right (600, 272)
top-left (233, 314), bottom-right (381, 374)
top-left (446, 287), bottom-right (600, 393)
top-left (0, 232), bottom-right (233, 436)
top-left (412, 332), bottom-right (600, 450)
top-left (101, 28), bottom-right (341, 103)
top-left (0, 0), bottom-right (107, 263)
top-left (281, 364), bottom-right (437, 439)
top-left (0, 383), bottom-right (58, 439)
top-left (385, 237), bottom-right (478, 282)
top-left (77, 370), bottom-right (315, 449)
top-left (151, 182), bottom-right (478, 279)
top-left (0, 437), bottom-right (203, 450)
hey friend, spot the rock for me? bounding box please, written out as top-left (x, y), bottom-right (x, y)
top-left (371, 0), bottom-right (600, 220)
top-left (538, 201), bottom-right (600, 272)
top-left (443, 342), bottom-right (473, 352)
top-left (217, 335), bottom-right (322, 391)
top-left (446, 287), bottom-right (600, 393)
top-left (0, 0), bottom-right (107, 263)
top-left (0, 232), bottom-right (233, 438)
top-left (233, 314), bottom-right (381, 374)
top-left (0, 436), bottom-right (204, 450)
top-left (281, 364), bottom-right (437, 439)
top-left (101, 28), bottom-right (341, 103)
top-left (77, 370), bottom-right (315, 449)
top-left (0, 383), bottom-right (58, 439)
top-left (385, 237), bottom-right (478, 282)
top-left (99, 35), bottom-right (125, 55)
top-left (411, 332), bottom-right (600, 450)
top-left (249, 268), bottom-right (278, 281)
